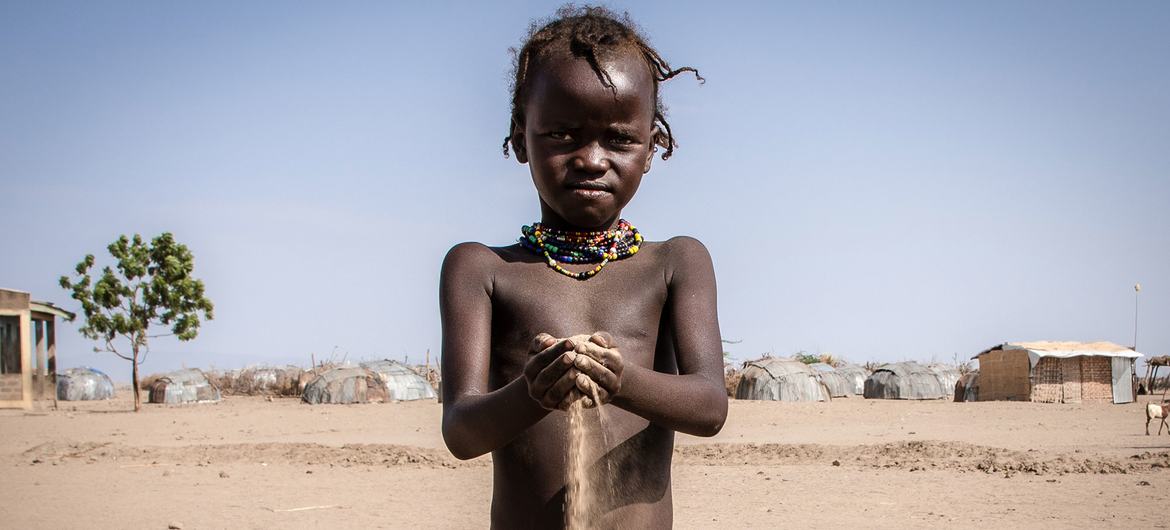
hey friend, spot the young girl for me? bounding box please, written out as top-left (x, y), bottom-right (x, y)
top-left (440, 6), bottom-right (726, 528)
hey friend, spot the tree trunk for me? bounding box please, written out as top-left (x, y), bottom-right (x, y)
top-left (132, 346), bottom-right (141, 412)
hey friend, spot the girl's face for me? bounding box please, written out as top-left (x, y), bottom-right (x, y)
top-left (513, 50), bottom-right (657, 231)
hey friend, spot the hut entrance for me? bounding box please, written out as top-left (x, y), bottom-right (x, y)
top-left (0, 315), bottom-right (21, 401)
top-left (1060, 357), bottom-right (1082, 403)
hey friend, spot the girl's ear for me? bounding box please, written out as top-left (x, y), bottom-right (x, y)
top-left (643, 127), bottom-right (660, 173)
top-left (511, 119), bottom-right (528, 164)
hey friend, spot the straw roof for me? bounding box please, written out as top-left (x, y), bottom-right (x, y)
top-left (863, 361), bottom-right (948, 400)
top-left (735, 358), bottom-right (828, 402)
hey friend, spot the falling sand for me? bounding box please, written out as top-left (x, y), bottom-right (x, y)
top-left (564, 335), bottom-right (612, 530)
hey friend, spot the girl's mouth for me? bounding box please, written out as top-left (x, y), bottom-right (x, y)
top-left (569, 188), bottom-right (611, 200)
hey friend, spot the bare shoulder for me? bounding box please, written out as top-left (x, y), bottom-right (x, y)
top-left (654, 236), bottom-right (714, 281)
top-left (440, 242), bottom-right (506, 289)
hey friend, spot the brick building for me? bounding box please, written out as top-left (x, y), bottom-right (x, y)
top-left (972, 341), bottom-right (1140, 404)
top-left (0, 288), bottom-right (75, 409)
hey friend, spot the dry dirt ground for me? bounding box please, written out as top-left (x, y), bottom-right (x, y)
top-left (1, 389), bottom-right (1167, 529)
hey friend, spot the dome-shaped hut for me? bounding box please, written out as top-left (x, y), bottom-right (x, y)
top-left (863, 362), bottom-right (948, 400)
top-left (359, 360), bottom-right (437, 401)
top-left (954, 372), bottom-right (979, 402)
top-left (301, 367), bottom-right (388, 404)
top-left (57, 367), bottom-right (115, 401)
top-left (148, 368), bottom-right (221, 404)
top-left (735, 358), bottom-right (829, 402)
top-left (926, 364), bottom-right (961, 396)
top-left (809, 363), bottom-right (856, 398)
top-left (834, 364), bottom-right (868, 395)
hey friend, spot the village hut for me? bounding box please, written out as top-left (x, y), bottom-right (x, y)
top-left (954, 372), bottom-right (979, 402)
top-left (297, 364), bottom-right (334, 395)
top-left (301, 367), bottom-right (388, 405)
top-left (239, 365), bottom-right (302, 396)
top-left (926, 364), bottom-right (961, 396)
top-left (359, 360), bottom-right (437, 401)
top-left (56, 367), bottom-right (115, 401)
top-left (972, 341), bottom-right (1141, 404)
top-left (735, 358), bottom-right (829, 402)
top-left (148, 368), bottom-right (221, 404)
top-left (834, 363), bottom-right (868, 395)
top-left (809, 363), bottom-right (856, 398)
top-left (863, 361), bottom-right (948, 400)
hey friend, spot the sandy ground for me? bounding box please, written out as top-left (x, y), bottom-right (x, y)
top-left (1, 389), bottom-right (1167, 529)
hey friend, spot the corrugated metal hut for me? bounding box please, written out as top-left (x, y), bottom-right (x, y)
top-left (972, 341), bottom-right (1141, 404)
top-left (926, 364), bottom-right (961, 396)
top-left (301, 367), bottom-right (389, 404)
top-left (809, 363), bottom-right (856, 398)
top-left (148, 368), bottom-right (221, 404)
top-left (834, 364), bottom-right (868, 395)
top-left (359, 360), bottom-right (437, 401)
top-left (57, 367), bottom-right (115, 401)
top-left (954, 372), bottom-right (979, 402)
top-left (735, 358), bottom-right (828, 402)
top-left (863, 361), bottom-right (948, 400)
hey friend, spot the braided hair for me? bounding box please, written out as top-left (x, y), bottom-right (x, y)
top-left (503, 5), bottom-right (703, 161)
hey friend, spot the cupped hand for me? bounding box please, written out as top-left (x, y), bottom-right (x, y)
top-left (566, 331), bottom-right (623, 409)
top-left (523, 333), bottom-right (584, 411)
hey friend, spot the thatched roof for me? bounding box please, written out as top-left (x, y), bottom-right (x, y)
top-left (57, 367), bottom-right (115, 401)
top-left (359, 360), bottom-right (436, 401)
top-left (301, 367), bottom-right (388, 405)
top-left (863, 361), bottom-right (948, 400)
top-left (148, 368), bottom-right (221, 404)
top-left (735, 358), bottom-right (828, 402)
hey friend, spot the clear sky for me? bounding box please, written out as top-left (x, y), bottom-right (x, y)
top-left (2, 1), bottom-right (1167, 381)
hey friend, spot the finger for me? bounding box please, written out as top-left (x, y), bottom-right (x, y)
top-left (574, 355), bottom-right (619, 396)
top-left (575, 340), bottom-right (611, 364)
top-left (531, 333), bottom-right (557, 353)
top-left (544, 366), bottom-right (582, 407)
top-left (558, 388), bottom-right (582, 411)
top-left (531, 352), bottom-right (578, 398)
top-left (594, 346), bottom-right (624, 376)
top-left (574, 372), bottom-right (609, 403)
top-left (524, 339), bottom-right (575, 381)
top-left (589, 331), bottom-right (617, 349)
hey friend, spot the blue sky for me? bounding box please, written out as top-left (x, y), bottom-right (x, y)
top-left (2, 1), bottom-right (1167, 380)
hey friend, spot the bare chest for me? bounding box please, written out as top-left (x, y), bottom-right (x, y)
top-left (488, 251), bottom-right (669, 379)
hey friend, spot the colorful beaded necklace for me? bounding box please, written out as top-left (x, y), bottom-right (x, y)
top-left (519, 219), bottom-right (643, 280)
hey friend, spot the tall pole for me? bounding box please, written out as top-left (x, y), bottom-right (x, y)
top-left (1134, 283), bottom-right (1141, 350)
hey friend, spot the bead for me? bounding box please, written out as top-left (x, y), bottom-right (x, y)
top-left (518, 219), bottom-right (643, 280)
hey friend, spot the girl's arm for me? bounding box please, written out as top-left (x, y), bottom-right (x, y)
top-left (439, 243), bottom-right (580, 459)
top-left (574, 237), bottom-right (728, 436)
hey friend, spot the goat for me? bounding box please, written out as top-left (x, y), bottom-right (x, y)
top-left (1146, 403), bottom-right (1170, 435)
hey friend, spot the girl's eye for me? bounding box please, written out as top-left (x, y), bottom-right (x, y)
top-left (611, 136), bottom-right (636, 146)
top-left (546, 131), bottom-right (572, 141)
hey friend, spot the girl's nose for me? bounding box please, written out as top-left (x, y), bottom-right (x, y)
top-left (571, 143), bottom-right (610, 173)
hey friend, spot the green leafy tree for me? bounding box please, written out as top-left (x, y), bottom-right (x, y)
top-left (59, 233), bottom-right (214, 411)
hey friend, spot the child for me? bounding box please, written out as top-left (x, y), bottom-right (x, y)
top-left (440, 6), bottom-right (727, 528)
